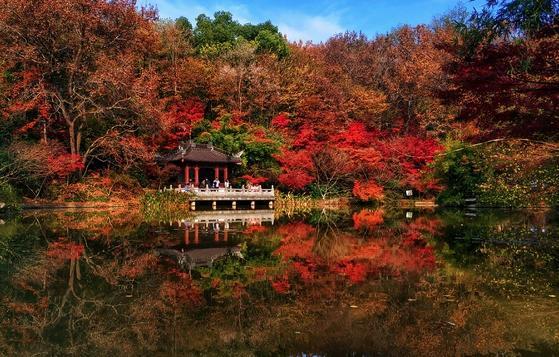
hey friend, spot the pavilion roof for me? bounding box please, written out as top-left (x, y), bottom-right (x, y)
top-left (158, 142), bottom-right (242, 164)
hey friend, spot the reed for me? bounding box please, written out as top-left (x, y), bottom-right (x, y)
top-left (274, 192), bottom-right (349, 217)
top-left (140, 190), bottom-right (192, 222)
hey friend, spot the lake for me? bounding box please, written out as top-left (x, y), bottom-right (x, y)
top-left (1, 206), bottom-right (558, 356)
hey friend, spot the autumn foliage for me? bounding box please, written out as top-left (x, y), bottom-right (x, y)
top-left (271, 216), bottom-right (437, 288)
top-left (352, 181), bottom-right (384, 201)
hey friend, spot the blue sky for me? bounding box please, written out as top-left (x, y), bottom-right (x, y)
top-left (141, 0), bottom-right (487, 43)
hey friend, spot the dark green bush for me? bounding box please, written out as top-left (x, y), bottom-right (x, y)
top-left (433, 141), bottom-right (484, 206)
top-left (0, 183), bottom-right (21, 211)
top-left (434, 140), bottom-right (559, 208)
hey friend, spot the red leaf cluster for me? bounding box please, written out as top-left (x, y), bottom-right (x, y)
top-left (352, 180), bottom-right (384, 201)
top-left (271, 275), bottom-right (291, 294)
top-left (240, 175), bottom-right (268, 185)
top-left (47, 154), bottom-right (84, 178)
top-left (47, 240), bottom-right (85, 261)
top-left (161, 97), bottom-right (205, 149)
top-left (271, 113), bottom-right (290, 129)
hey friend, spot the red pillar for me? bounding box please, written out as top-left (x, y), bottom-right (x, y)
top-left (223, 166), bottom-right (228, 181)
top-left (185, 165), bottom-right (190, 184)
top-left (194, 166), bottom-right (199, 186)
top-left (194, 224), bottom-right (199, 244)
top-left (214, 166), bottom-right (219, 180)
top-left (214, 231), bottom-right (219, 242)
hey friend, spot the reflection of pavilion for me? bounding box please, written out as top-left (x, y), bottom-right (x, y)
top-left (169, 209), bottom-right (275, 245)
top-left (156, 210), bottom-right (274, 270)
top-left (156, 246), bottom-right (243, 270)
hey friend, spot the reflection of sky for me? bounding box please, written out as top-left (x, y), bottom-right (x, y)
top-left (140, 0), bottom-right (487, 42)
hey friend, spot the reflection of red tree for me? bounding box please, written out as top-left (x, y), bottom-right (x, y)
top-left (46, 239), bottom-right (84, 261)
top-left (353, 209), bottom-right (384, 229)
top-left (160, 270), bottom-right (203, 308)
top-left (118, 253), bottom-right (158, 279)
top-left (276, 222), bottom-right (315, 241)
top-left (271, 216), bottom-right (439, 289)
top-left (331, 261), bottom-right (368, 283)
top-left (242, 225), bottom-right (268, 235)
top-left (408, 216), bottom-right (441, 236)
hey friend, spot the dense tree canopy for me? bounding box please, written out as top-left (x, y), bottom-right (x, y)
top-left (0, 0), bottom-right (557, 202)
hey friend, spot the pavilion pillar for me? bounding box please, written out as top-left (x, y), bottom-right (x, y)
top-left (223, 166), bottom-right (228, 181)
top-left (214, 166), bottom-right (219, 180)
top-left (185, 165), bottom-right (190, 184)
top-left (194, 224), bottom-right (199, 244)
top-left (194, 165), bottom-right (199, 186)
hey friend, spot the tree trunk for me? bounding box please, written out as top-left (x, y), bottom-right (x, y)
top-left (42, 122), bottom-right (48, 144)
top-left (68, 122), bottom-right (76, 155)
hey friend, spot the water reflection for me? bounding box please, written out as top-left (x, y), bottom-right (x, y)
top-left (0, 207), bottom-right (558, 355)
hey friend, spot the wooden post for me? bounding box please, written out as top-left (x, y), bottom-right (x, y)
top-left (185, 165), bottom-right (190, 183)
top-left (194, 166), bottom-right (199, 186)
top-left (214, 166), bottom-right (219, 180)
top-left (223, 166), bottom-right (228, 181)
top-left (194, 224), bottom-right (199, 244)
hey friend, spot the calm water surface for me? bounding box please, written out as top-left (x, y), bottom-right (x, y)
top-left (0, 207), bottom-right (558, 356)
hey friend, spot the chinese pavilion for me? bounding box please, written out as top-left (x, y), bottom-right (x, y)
top-left (159, 142), bottom-right (242, 187)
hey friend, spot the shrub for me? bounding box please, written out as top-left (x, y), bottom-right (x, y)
top-left (0, 183), bottom-right (21, 211)
top-left (433, 141), bottom-right (485, 206)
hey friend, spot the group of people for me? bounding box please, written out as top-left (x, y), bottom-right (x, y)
top-left (199, 178), bottom-right (230, 189)
top-left (180, 178), bottom-right (229, 192)
top-left (180, 178), bottom-right (265, 192)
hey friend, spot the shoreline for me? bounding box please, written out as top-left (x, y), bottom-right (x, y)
top-left (3, 195), bottom-right (555, 212)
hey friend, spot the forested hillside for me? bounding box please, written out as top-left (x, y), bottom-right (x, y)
top-left (0, 0), bottom-right (557, 206)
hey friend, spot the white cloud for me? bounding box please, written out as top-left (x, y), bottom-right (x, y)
top-left (278, 14), bottom-right (343, 43)
top-left (141, 1), bottom-right (344, 43)
top-left (215, 3), bottom-right (251, 24)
